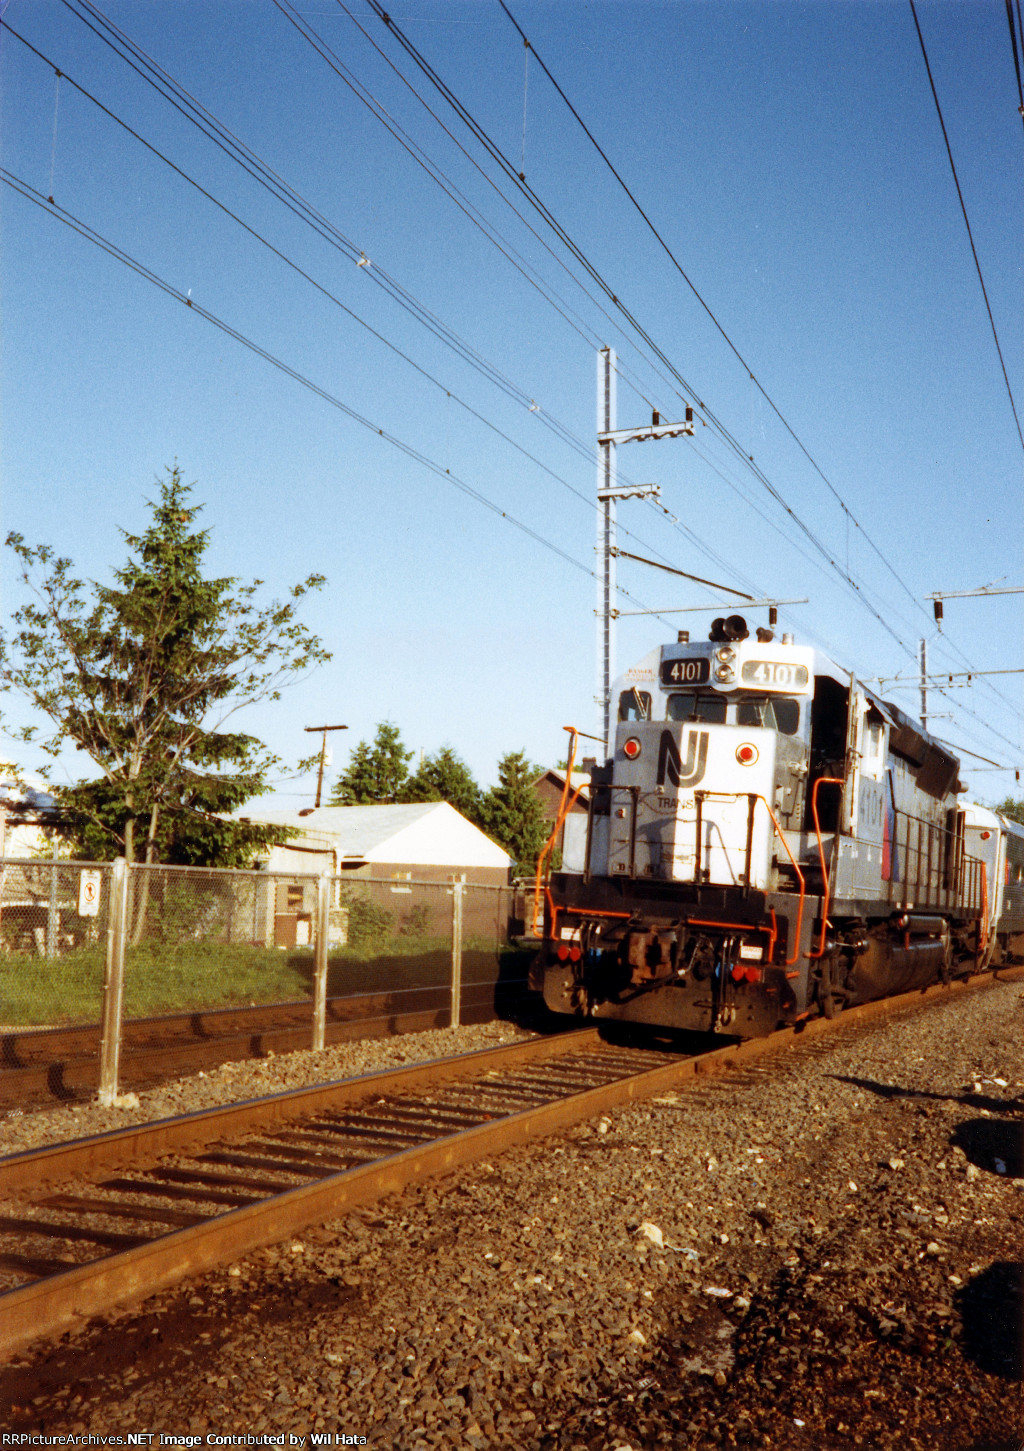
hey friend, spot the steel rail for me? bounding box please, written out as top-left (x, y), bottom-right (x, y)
top-left (0, 981), bottom-right (521, 1109)
top-left (1, 967), bottom-right (1020, 1363)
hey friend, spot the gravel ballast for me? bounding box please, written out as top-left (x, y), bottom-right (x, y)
top-left (3, 981), bottom-right (1022, 1450)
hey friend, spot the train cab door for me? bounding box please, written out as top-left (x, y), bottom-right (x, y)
top-left (804, 673), bottom-right (848, 834)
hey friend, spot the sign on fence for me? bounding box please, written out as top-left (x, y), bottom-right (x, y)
top-left (78, 869), bottom-right (102, 917)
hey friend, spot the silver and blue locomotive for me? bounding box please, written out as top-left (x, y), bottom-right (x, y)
top-left (537, 616), bottom-right (1023, 1035)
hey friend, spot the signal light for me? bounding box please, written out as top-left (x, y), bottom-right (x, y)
top-left (623, 737), bottom-right (642, 760)
top-left (736, 743), bottom-right (759, 766)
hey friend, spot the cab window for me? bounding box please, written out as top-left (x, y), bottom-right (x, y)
top-left (666, 692), bottom-right (727, 724)
top-left (618, 689), bottom-right (652, 721)
top-left (736, 696), bottom-right (800, 735)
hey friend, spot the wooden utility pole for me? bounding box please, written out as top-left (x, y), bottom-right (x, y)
top-left (303, 724), bottom-right (348, 809)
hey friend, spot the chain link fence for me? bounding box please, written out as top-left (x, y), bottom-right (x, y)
top-left (0, 860), bottom-right (537, 1100)
top-left (0, 859), bottom-right (112, 1028)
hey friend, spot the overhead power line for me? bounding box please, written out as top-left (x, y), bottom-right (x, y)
top-left (14, 4), bottom-right (1018, 759)
top-left (909, 0), bottom-right (1024, 452)
top-left (496, 0), bottom-right (932, 598)
top-left (361, 1), bottom-right (1022, 714)
top-left (1005, 0), bottom-right (1024, 156)
top-left (38, 7), bottom-right (754, 596)
top-left (3, 169), bottom-right (697, 632)
top-left (1, 172), bottom-right (589, 572)
top-left (495, 0), bottom-right (1024, 682)
top-left (346, 2), bottom-right (929, 664)
top-left (62, 0), bottom-right (952, 673)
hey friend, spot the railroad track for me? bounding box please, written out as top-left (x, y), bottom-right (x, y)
top-left (1, 968), bottom-right (1019, 1364)
top-left (0, 978), bottom-right (527, 1110)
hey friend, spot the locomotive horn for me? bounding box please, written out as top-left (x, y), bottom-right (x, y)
top-left (709, 615), bottom-right (749, 642)
top-left (725, 615), bottom-right (749, 641)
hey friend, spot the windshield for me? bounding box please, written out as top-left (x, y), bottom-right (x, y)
top-left (666, 692), bottom-right (727, 724)
top-left (665, 692), bottom-right (800, 734)
top-left (736, 696), bottom-right (800, 735)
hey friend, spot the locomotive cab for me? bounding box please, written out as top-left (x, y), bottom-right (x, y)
top-left (566, 621), bottom-right (816, 895)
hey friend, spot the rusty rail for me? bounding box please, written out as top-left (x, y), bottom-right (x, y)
top-left (2, 966), bottom-right (1021, 1364)
top-left (0, 980), bottom-right (526, 1110)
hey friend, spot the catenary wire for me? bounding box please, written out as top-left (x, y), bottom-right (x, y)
top-left (2, 26), bottom-right (629, 545)
top-left (360, 0), bottom-right (941, 665)
top-left (909, 0), bottom-right (1024, 452)
top-left (365, 0), bottom-right (1024, 734)
top-left (482, 14), bottom-right (1023, 720)
top-left (13, 8), bottom-right (1015, 760)
top-left (495, 0), bottom-right (954, 634)
top-left (37, 4), bottom-right (795, 609)
top-left (1, 169), bottom-right (698, 632)
top-left (1005, 0), bottom-right (1024, 153)
top-left (44, 2), bottom-right (751, 596)
top-left (63, 0), bottom-right (932, 666)
top-left (60, 0), bottom-right (606, 359)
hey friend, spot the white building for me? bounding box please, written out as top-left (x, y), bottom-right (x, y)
top-left (240, 801), bottom-right (512, 886)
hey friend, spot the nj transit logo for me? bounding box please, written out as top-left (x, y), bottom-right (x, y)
top-left (656, 730), bottom-right (709, 788)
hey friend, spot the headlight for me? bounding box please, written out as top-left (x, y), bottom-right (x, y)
top-left (715, 646), bottom-right (736, 664)
top-left (714, 665), bottom-right (735, 683)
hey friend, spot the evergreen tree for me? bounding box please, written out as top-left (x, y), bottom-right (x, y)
top-left (330, 721), bottom-right (413, 804)
top-left (402, 746), bottom-right (484, 824)
top-left (481, 750), bottom-right (549, 874)
top-left (2, 467), bottom-right (329, 864)
top-left (995, 796), bottom-right (1024, 825)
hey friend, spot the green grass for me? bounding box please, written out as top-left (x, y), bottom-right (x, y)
top-left (0, 938), bottom-right (534, 1027)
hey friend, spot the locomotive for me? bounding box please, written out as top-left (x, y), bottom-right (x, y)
top-left (535, 616), bottom-right (1024, 1035)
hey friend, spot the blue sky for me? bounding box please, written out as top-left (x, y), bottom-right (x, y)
top-left (1, 0), bottom-right (1021, 806)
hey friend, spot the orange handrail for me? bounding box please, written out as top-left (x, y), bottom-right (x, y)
top-left (978, 861), bottom-right (990, 958)
top-left (689, 791), bottom-right (805, 965)
top-left (547, 897), bottom-right (633, 945)
top-left (808, 776), bottom-right (844, 960)
top-left (760, 796), bottom-right (806, 966)
top-left (532, 727), bottom-right (584, 934)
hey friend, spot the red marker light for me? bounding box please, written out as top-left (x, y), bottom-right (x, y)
top-left (623, 737), bottom-right (642, 760)
top-left (731, 964), bottom-right (745, 982)
top-left (736, 743), bottom-right (759, 766)
top-left (744, 966), bottom-right (761, 984)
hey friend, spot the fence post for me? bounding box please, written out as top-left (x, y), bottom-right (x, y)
top-left (46, 839), bottom-right (60, 960)
top-left (450, 873), bottom-right (465, 1029)
top-left (98, 857), bottom-right (129, 1107)
top-left (312, 872), bottom-right (331, 1052)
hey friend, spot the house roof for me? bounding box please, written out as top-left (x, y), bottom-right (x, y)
top-left (240, 801), bottom-right (512, 868)
top-left (535, 769), bottom-right (591, 791)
